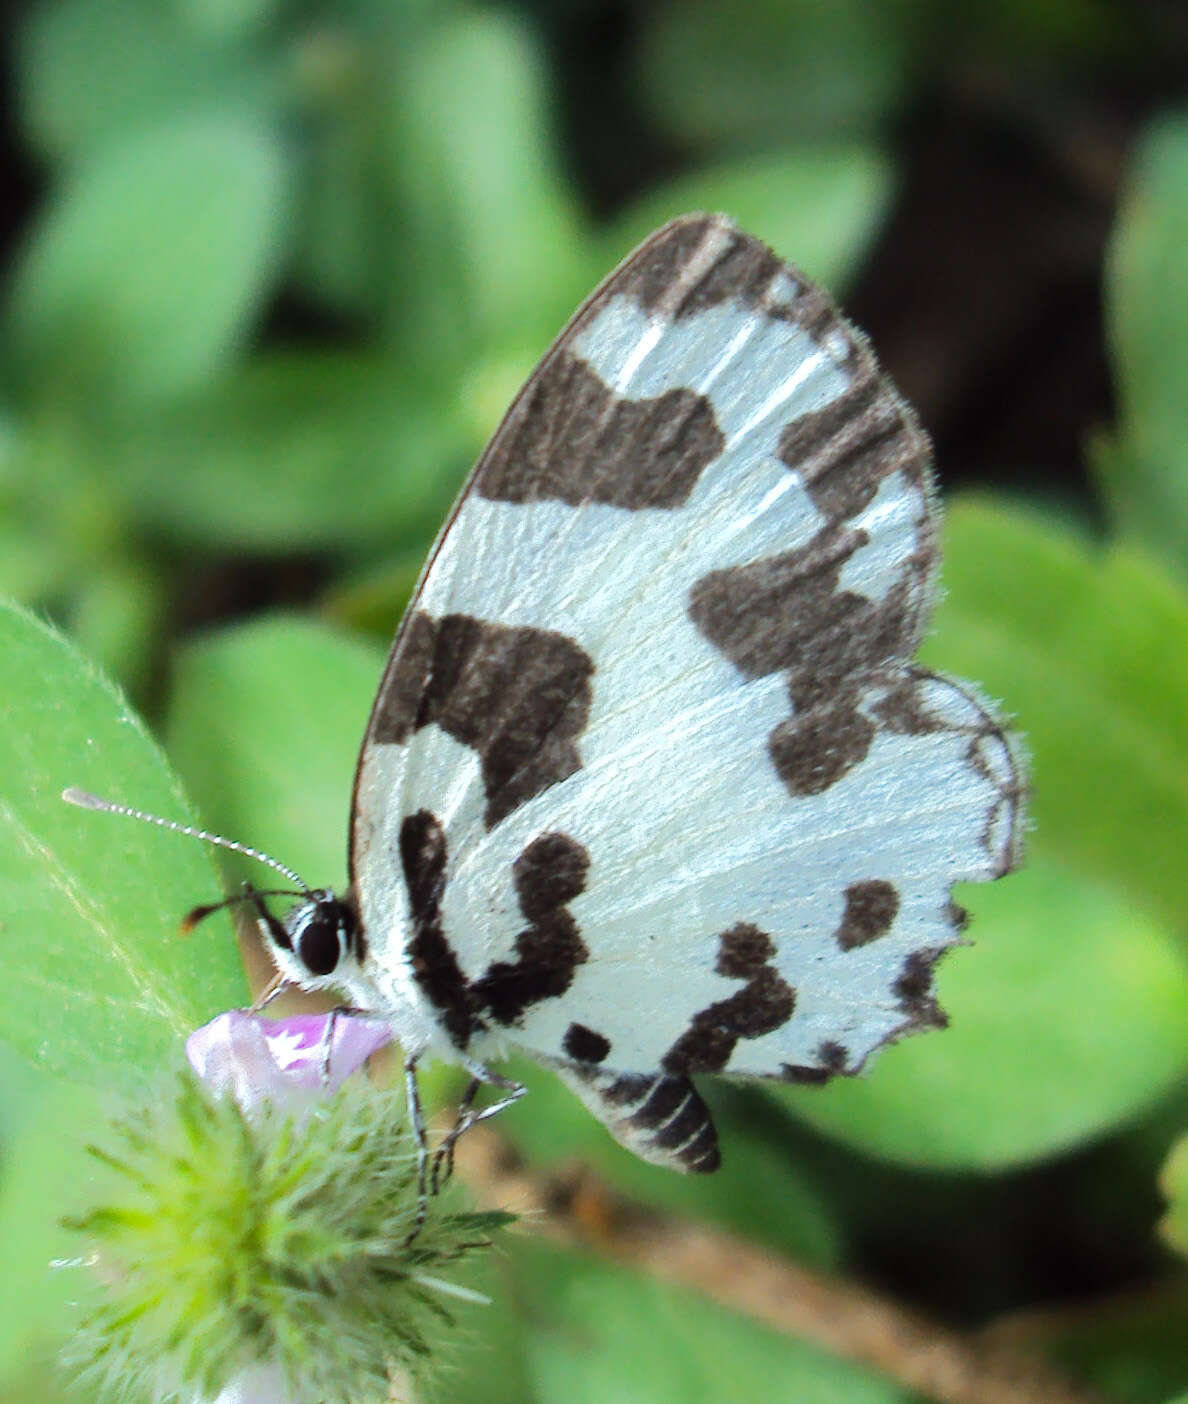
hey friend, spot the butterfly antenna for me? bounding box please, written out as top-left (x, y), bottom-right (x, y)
top-left (62, 787), bottom-right (310, 892)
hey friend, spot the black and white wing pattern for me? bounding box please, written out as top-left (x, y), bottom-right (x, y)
top-left (349, 215), bottom-right (1025, 1173)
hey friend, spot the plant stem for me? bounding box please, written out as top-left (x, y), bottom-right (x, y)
top-left (456, 1129), bottom-right (1108, 1404)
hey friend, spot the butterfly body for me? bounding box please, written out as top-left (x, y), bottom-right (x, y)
top-left (267, 215), bottom-right (1024, 1172)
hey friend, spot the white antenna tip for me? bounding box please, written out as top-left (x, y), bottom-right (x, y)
top-left (63, 787), bottom-right (107, 810)
top-left (61, 785), bottom-right (309, 890)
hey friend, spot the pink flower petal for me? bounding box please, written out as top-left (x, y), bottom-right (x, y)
top-left (186, 1011), bottom-right (392, 1113)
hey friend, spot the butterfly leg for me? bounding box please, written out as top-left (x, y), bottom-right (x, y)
top-left (314, 1004), bottom-right (373, 1084)
top-left (430, 1061), bottom-right (526, 1193)
top-left (318, 1006), bottom-right (341, 1084)
top-left (429, 1076), bottom-right (480, 1192)
top-left (249, 969), bottom-right (288, 1013)
top-left (403, 1054), bottom-right (430, 1244)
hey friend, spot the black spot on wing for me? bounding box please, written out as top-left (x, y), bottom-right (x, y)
top-left (780, 1063), bottom-right (831, 1085)
top-left (777, 338), bottom-right (931, 524)
top-left (400, 810), bottom-right (477, 1048)
top-left (374, 612), bottom-right (594, 830)
top-left (470, 833), bottom-right (591, 1027)
top-left (514, 831), bottom-right (589, 917)
top-left (371, 611), bottom-right (437, 745)
top-left (716, 921), bottom-right (777, 978)
top-left (662, 923), bottom-right (795, 1076)
top-left (836, 880), bottom-right (899, 951)
top-left (687, 523), bottom-right (925, 705)
top-left (894, 948), bottom-right (948, 1032)
top-left (768, 701), bottom-right (875, 798)
top-left (778, 1040), bottom-right (851, 1084)
top-left (687, 515), bottom-right (928, 801)
top-left (611, 215), bottom-right (790, 323)
top-left (563, 1023), bottom-right (611, 1064)
top-left (477, 353), bottom-right (723, 509)
top-left (871, 669), bottom-right (948, 736)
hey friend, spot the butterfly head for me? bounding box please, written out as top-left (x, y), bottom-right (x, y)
top-left (268, 890), bottom-right (362, 993)
top-left (60, 788), bottom-right (368, 995)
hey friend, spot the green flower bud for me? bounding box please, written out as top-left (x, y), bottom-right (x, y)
top-left (64, 1014), bottom-right (512, 1403)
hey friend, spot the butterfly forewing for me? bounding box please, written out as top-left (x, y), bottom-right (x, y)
top-left (349, 216), bottom-right (1024, 1165)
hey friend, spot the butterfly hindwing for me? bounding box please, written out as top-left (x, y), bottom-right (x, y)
top-left (349, 216), bottom-right (1024, 1167)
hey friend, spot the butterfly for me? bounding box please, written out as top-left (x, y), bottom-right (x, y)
top-left (77, 215), bottom-right (1025, 1185)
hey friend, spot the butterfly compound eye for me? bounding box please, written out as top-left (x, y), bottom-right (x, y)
top-left (295, 911), bottom-right (344, 977)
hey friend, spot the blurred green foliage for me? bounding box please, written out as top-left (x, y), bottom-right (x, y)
top-left (1, 0), bottom-right (1187, 1400)
top-left (1099, 116), bottom-right (1188, 583)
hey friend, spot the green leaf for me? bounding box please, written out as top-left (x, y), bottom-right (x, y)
top-left (0, 410), bottom-right (79, 604)
top-left (5, 113), bottom-right (289, 405)
top-left (781, 858), bottom-right (1188, 1168)
top-left (291, 6), bottom-right (465, 321)
top-left (0, 1364), bottom-right (81, 1404)
top-left (499, 1057), bottom-right (838, 1267)
top-left (0, 517), bottom-right (74, 606)
top-left (419, 1252), bottom-right (533, 1404)
top-left (1010, 1282), bottom-right (1188, 1404)
top-left (66, 556), bottom-right (164, 701)
top-left (292, 54), bottom-right (399, 320)
top-left (1160, 1133), bottom-right (1188, 1256)
top-left (514, 1240), bottom-right (908, 1404)
top-left (637, 0), bottom-right (915, 149)
top-left (0, 1056), bottom-right (107, 1380)
top-left (165, 615), bottom-right (386, 889)
top-left (601, 147), bottom-right (895, 294)
top-left (927, 498), bottom-right (1188, 933)
top-left (323, 548), bottom-right (426, 641)
top-left (0, 599), bottom-right (245, 1083)
top-left (1100, 113), bottom-right (1188, 576)
top-left (172, 0), bottom-right (277, 44)
top-left (108, 352), bottom-right (468, 552)
top-left (384, 9), bottom-right (588, 352)
top-left (932, 0), bottom-right (1141, 63)
top-left (17, 0), bottom-right (275, 163)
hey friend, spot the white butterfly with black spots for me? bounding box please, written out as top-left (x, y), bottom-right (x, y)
top-left (262, 215), bottom-right (1025, 1176)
